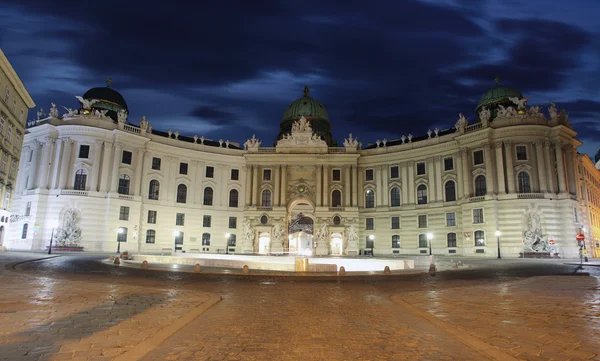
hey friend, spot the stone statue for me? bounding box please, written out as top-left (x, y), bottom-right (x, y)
top-left (36, 108), bottom-right (44, 120)
top-left (455, 112), bottom-right (468, 130)
top-left (75, 96), bottom-right (99, 110)
top-left (291, 116), bottom-right (312, 133)
top-left (382, 138), bottom-right (387, 146)
top-left (243, 219), bottom-right (255, 251)
top-left (276, 116), bottom-right (327, 148)
top-left (49, 103), bottom-right (59, 118)
top-left (427, 129), bottom-right (432, 138)
top-left (522, 210), bottom-right (550, 253)
top-left (316, 223), bottom-right (328, 249)
top-left (509, 96), bottom-right (529, 110)
top-left (478, 107), bottom-right (491, 123)
top-left (244, 135), bottom-right (261, 150)
top-left (434, 128), bottom-right (439, 137)
top-left (311, 133), bottom-right (321, 141)
top-left (174, 131), bottom-right (179, 140)
top-left (219, 139), bottom-right (223, 147)
top-left (527, 106), bottom-right (542, 116)
top-left (99, 109), bottom-right (109, 119)
top-left (496, 105), bottom-right (518, 118)
top-left (226, 140), bottom-right (230, 148)
top-left (167, 129), bottom-right (172, 137)
top-left (407, 134), bottom-right (413, 142)
top-left (139, 115), bottom-right (148, 130)
top-left (272, 223), bottom-right (285, 248)
top-left (193, 135), bottom-right (198, 143)
top-left (401, 135), bottom-right (406, 144)
top-left (548, 103), bottom-right (558, 119)
top-left (345, 224), bottom-right (359, 255)
top-left (147, 123), bottom-right (152, 133)
top-left (343, 133), bottom-right (359, 148)
top-left (118, 109), bottom-right (128, 123)
top-left (200, 136), bottom-right (205, 144)
top-left (55, 208), bottom-right (82, 247)
top-left (376, 139), bottom-right (381, 147)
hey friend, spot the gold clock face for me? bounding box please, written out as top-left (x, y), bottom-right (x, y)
top-left (298, 185), bottom-right (305, 193)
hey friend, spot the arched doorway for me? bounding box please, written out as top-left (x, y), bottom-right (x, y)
top-left (288, 214), bottom-right (313, 255)
top-left (258, 232), bottom-right (270, 254)
top-left (330, 232), bottom-right (343, 255)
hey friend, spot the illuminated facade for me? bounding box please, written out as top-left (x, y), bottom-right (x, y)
top-left (0, 49), bottom-right (35, 247)
top-left (580, 155), bottom-right (600, 258)
top-left (6, 81), bottom-right (592, 258)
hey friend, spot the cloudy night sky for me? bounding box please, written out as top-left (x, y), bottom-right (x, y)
top-left (1, 0), bottom-right (599, 154)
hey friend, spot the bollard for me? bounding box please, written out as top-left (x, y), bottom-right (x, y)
top-left (429, 264), bottom-right (436, 275)
top-left (452, 262), bottom-right (458, 269)
top-left (114, 257), bottom-right (120, 265)
top-left (141, 260), bottom-right (148, 269)
top-left (338, 266), bottom-right (346, 276)
top-left (194, 264), bottom-right (201, 272)
top-left (109, 256), bottom-right (114, 261)
top-left (457, 261), bottom-right (463, 267)
top-left (383, 266), bottom-right (391, 274)
top-left (242, 265), bottom-right (249, 274)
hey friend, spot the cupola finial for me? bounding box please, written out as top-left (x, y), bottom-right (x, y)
top-left (107, 78), bottom-right (112, 87)
top-left (494, 76), bottom-right (500, 85)
top-left (303, 85), bottom-right (310, 97)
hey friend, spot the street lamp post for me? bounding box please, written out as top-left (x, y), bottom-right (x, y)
top-left (225, 233), bottom-right (230, 254)
top-left (426, 233), bottom-right (433, 256)
top-left (117, 227), bottom-right (124, 253)
top-left (495, 230), bottom-right (501, 259)
top-left (48, 228), bottom-right (54, 255)
top-left (369, 234), bottom-right (375, 257)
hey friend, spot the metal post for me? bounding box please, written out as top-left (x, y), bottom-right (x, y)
top-left (48, 228), bottom-right (54, 255)
top-left (429, 240), bottom-right (432, 256)
top-left (497, 235), bottom-right (501, 259)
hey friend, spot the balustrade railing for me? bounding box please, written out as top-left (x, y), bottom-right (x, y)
top-left (464, 123), bottom-right (483, 133)
top-left (516, 193), bottom-right (544, 199)
top-left (123, 124), bottom-right (141, 134)
top-left (469, 196), bottom-right (485, 202)
top-left (60, 189), bottom-right (89, 196)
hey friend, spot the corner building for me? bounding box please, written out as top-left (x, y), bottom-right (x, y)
top-left (7, 82), bottom-right (592, 258)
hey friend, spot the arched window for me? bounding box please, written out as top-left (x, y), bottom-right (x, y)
top-left (445, 180), bottom-right (456, 202)
top-left (0, 117), bottom-right (4, 135)
top-left (73, 169), bottom-right (87, 190)
top-left (146, 230), bottom-right (156, 244)
top-left (331, 190), bottom-right (342, 207)
top-left (417, 184), bottom-right (428, 204)
top-left (148, 180), bottom-right (160, 200)
top-left (365, 189), bottom-right (375, 208)
top-left (474, 230), bottom-right (485, 246)
top-left (447, 232), bottom-right (457, 247)
top-left (229, 189), bottom-right (239, 207)
top-left (261, 189), bottom-right (272, 207)
top-left (418, 234), bottom-right (427, 248)
top-left (203, 187), bottom-right (213, 206)
top-left (390, 187), bottom-right (401, 207)
top-left (517, 171), bottom-right (531, 193)
top-left (475, 175), bottom-right (486, 196)
top-left (118, 174), bottom-right (130, 195)
top-left (176, 184), bottom-right (187, 203)
top-left (21, 223), bottom-right (28, 239)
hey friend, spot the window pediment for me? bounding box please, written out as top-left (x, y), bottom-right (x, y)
top-left (471, 167), bottom-right (486, 177)
top-left (514, 163), bottom-right (533, 172)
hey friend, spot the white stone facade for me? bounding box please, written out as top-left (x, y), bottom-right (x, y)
top-left (5, 97), bottom-right (592, 259)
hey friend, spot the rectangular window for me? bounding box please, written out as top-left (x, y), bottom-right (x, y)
top-left (9, 159), bottom-right (15, 178)
top-left (121, 150), bottom-right (132, 165)
top-left (152, 157), bottom-right (161, 170)
top-left (365, 236), bottom-right (374, 249)
top-left (473, 150), bottom-right (484, 165)
top-left (4, 87), bottom-right (9, 103)
top-left (147, 210), bottom-right (157, 224)
top-left (119, 206), bottom-right (130, 221)
top-left (78, 145), bottom-right (90, 159)
top-left (179, 162), bottom-right (188, 175)
top-left (392, 235), bottom-right (400, 248)
top-left (263, 169), bottom-right (272, 181)
top-left (447, 233), bottom-right (457, 247)
top-left (390, 166), bottom-right (399, 179)
top-left (418, 215), bottom-right (428, 228)
top-left (573, 208), bottom-right (579, 223)
top-left (176, 213), bottom-right (185, 226)
top-left (25, 201), bottom-right (31, 216)
top-left (473, 208), bottom-right (484, 224)
top-left (332, 169), bottom-right (341, 181)
top-left (203, 215), bottom-right (212, 228)
top-left (231, 169), bottom-right (239, 180)
top-left (229, 216), bottom-right (237, 229)
top-left (202, 233), bottom-right (211, 246)
top-left (516, 145), bottom-right (527, 161)
top-left (206, 166), bottom-right (214, 178)
top-left (366, 218), bottom-right (374, 230)
top-left (146, 230), bottom-right (156, 244)
top-left (365, 169), bottom-right (374, 181)
top-left (391, 216), bottom-right (400, 230)
top-left (1, 154), bottom-right (6, 173)
top-left (228, 234), bottom-right (237, 247)
top-left (444, 157), bottom-right (454, 171)
top-left (416, 162), bottom-right (426, 175)
top-left (446, 212), bottom-right (456, 227)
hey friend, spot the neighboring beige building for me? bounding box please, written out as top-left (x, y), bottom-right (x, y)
top-left (0, 48), bottom-right (35, 245)
top-left (6, 81), bottom-right (590, 258)
top-left (580, 155), bottom-right (600, 258)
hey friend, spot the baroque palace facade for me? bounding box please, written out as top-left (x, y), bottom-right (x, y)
top-left (5, 81), bottom-right (600, 259)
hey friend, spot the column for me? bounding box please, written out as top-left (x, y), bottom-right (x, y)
top-left (89, 140), bottom-right (103, 192)
top-left (382, 165), bottom-right (389, 206)
top-left (165, 158), bottom-right (175, 202)
top-left (376, 166), bottom-right (384, 206)
top-left (544, 140), bottom-right (556, 193)
top-left (407, 162), bottom-right (415, 204)
top-left (50, 139), bottom-right (64, 189)
top-left (15, 147), bottom-right (28, 193)
top-left (252, 165), bottom-right (259, 206)
top-left (483, 144), bottom-right (494, 195)
top-left (189, 160), bottom-right (198, 203)
top-left (323, 165), bottom-right (329, 207)
top-left (37, 139), bottom-right (53, 189)
top-left (427, 159), bottom-right (436, 202)
top-left (554, 141), bottom-right (567, 193)
top-left (134, 149), bottom-right (145, 196)
top-left (99, 142), bottom-right (113, 192)
top-left (220, 164), bottom-right (229, 206)
top-left (534, 140), bottom-right (547, 193)
top-left (244, 165), bottom-right (252, 206)
top-left (196, 161), bottom-right (205, 204)
top-left (505, 142), bottom-right (515, 193)
top-left (58, 138), bottom-right (73, 189)
top-left (461, 149), bottom-right (471, 197)
top-left (344, 165), bottom-right (351, 207)
top-left (27, 141), bottom-right (40, 189)
top-left (494, 142), bottom-right (506, 194)
top-left (352, 164), bottom-right (358, 207)
top-left (316, 165), bottom-right (322, 207)
top-left (401, 163), bottom-right (408, 204)
top-left (357, 167), bottom-right (364, 207)
top-left (434, 157), bottom-right (443, 201)
top-left (564, 145), bottom-right (577, 195)
top-left (281, 165), bottom-right (287, 205)
top-left (110, 143), bottom-right (122, 193)
top-left (456, 152), bottom-right (464, 199)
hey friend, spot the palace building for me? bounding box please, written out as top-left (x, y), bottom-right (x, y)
top-left (5, 80), bottom-right (596, 259)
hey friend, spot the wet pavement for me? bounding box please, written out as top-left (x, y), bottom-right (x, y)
top-left (1, 253), bottom-right (599, 360)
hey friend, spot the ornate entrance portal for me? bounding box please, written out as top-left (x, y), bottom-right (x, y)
top-left (288, 213), bottom-right (313, 256)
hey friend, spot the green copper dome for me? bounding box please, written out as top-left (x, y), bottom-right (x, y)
top-left (278, 86), bottom-right (334, 146)
top-left (82, 79), bottom-right (127, 122)
top-left (476, 78), bottom-right (523, 111)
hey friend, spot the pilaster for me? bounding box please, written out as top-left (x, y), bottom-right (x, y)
top-left (534, 140), bottom-right (547, 193)
top-left (504, 142), bottom-right (516, 193)
top-left (483, 143), bottom-right (494, 195)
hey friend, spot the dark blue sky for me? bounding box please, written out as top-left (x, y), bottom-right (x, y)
top-left (1, 0), bottom-right (599, 154)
